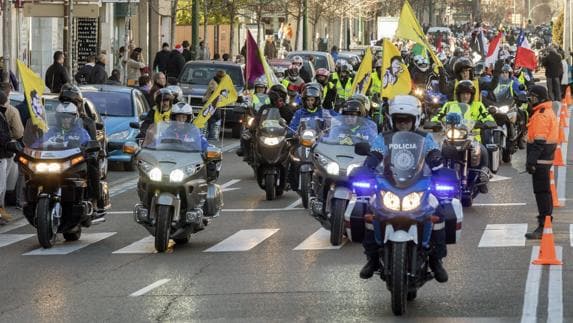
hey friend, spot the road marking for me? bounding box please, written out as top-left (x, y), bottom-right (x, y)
top-left (0, 218), bottom-right (28, 234)
top-left (112, 236), bottom-right (156, 254)
top-left (0, 234), bottom-right (34, 248)
top-left (570, 224), bottom-right (573, 247)
top-left (109, 178), bottom-right (139, 197)
top-left (547, 246), bottom-right (563, 323)
top-left (221, 179), bottom-right (241, 189)
top-left (204, 229), bottom-right (279, 252)
top-left (286, 199), bottom-right (302, 209)
top-left (129, 279), bottom-right (171, 297)
top-left (293, 228), bottom-right (346, 250)
top-left (490, 175), bottom-right (511, 182)
top-left (221, 141), bottom-right (240, 152)
top-left (521, 246), bottom-right (542, 323)
top-left (473, 203), bottom-right (527, 207)
top-left (478, 224), bottom-right (527, 247)
top-left (221, 208), bottom-right (304, 212)
top-left (23, 232), bottom-right (116, 255)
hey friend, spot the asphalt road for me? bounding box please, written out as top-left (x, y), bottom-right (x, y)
top-left (1, 115), bottom-right (572, 322)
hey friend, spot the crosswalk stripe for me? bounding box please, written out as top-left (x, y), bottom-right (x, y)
top-left (478, 224), bottom-right (528, 247)
top-left (0, 234), bottom-right (34, 248)
top-left (293, 228), bottom-right (346, 250)
top-left (23, 232), bottom-right (116, 255)
top-left (204, 229), bottom-right (279, 252)
top-left (112, 236), bottom-right (156, 254)
top-left (0, 218), bottom-right (28, 234)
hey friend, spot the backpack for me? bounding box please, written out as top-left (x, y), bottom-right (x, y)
top-left (0, 107), bottom-right (13, 158)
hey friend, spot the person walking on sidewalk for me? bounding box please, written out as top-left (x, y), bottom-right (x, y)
top-left (524, 85), bottom-right (559, 239)
top-left (0, 90), bottom-right (19, 225)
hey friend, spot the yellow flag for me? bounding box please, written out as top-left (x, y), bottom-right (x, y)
top-left (380, 39), bottom-right (412, 99)
top-left (396, 1), bottom-right (442, 68)
top-left (16, 60), bottom-right (48, 131)
top-left (193, 74), bottom-right (238, 129)
top-left (350, 47), bottom-right (372, 95)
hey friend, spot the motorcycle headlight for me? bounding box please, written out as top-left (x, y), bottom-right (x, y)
top-left (382, 191), bottom-right (401, 211)
top-left (261, 136), bottom-right (283, 146)
top-left (169, 169), bottom-right (185, 182)
top-left (326, 162), bottom-right (339, 175)
top-left (247, 117), bottom-right (255, 127)
top-left (108, 129), bottom-right (130, 141)
top-left (402, 192), bottom-right (423, 211)
top-left (414, 88), bottom-right (424, 97)
top-left (446, 129), bottom-right (467, 139)
top-left (498, 105), bottom-right (509, 114)
top-left (34, 162), bottom-right (64, 173)
top-left (300, 130), bottom-right (316, 147)
top-left (148, 167), bottom-right (162, 182)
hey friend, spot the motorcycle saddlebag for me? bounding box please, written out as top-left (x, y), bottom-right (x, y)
top-left (437, 199), bottom-right (463, 244)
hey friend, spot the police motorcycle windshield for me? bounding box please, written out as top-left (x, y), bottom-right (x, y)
top-left (320, 115), bottom-right (377, 145)
top-left (142, 121), bottom-right (203, 153)
top-left (258, 107), bottom-right (287, 137)
top-left (384, 131), bottom-right (427, 189)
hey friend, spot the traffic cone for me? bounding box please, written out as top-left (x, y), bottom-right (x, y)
top-left (566, 86), bottom-right (573, 106)
top-left (560, 103), bottom-right (569, 128)
top-left (532, 216), bottom-right (562, 265)
top-left (550, 170), bottom-right (560, 207)
top-left (553, 146), bottom-right (565, 166)
top-left (558, 125), bottom-right (567, 144)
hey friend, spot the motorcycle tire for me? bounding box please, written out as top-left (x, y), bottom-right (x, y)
top-left (265, 173), bottom-right (277, 200)
top-left (301, 173), bottom-right (311, 209)
top-left (330, 198), bottom-right (347, 246)
top-left (36, 197), bottom-right (57, 249)
top-left (155, 205), bottom-right (172, 252)
top-left (63, 227), bottom-right (82, 242)
top-left (461, 194), bottom-right (473, 207)
top-left (390, 242), bottom-right (408, 316)
top-left (502, 147), bottom-right (512, 163)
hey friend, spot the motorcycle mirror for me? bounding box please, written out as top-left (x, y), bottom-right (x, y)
top-left (6, 141), bottom-right (23, 153)
top-left (85, 140), bottom-right (101, 153)
top-left (355, 142), bottom-right (371, 156)
top-left (129, 122), bottom-right (141, 129)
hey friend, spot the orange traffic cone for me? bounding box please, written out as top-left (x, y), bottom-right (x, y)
top-left (553, 146), bottom-right (565, 166)
top-left (558, 125), bottom-right (567, 144)
top-left (532, 216), bottom-right (562, 265)
top-left (560, 103), bottom-right (569, 128)
top-left (566, 86), bottom-right (573, 106)
top-left (550, 170), bottom-right (560, 207)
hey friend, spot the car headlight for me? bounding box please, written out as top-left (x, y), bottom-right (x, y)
top-left (446, 129), bottom-right (467, 139)
top-left (169, 169), bottom-right (185, 182)
top-left (402, 192), bottom-right (423, 211)
top-left (261, 136), bottom-right (283, 146)
top-left (346, 162), bottom-right (361, 176)
top-left (326, 162), bottom-right (339, 175)
top-left (108, 130), bottom-right (130, 141)
top-left (148, 167), bottom-right (162, 181)
top-left (382, 191), bottom-right (401, 211)
top-left (498, 105), bottom-right (509, 114)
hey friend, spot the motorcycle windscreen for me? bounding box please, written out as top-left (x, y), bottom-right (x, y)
top-left (259, 107), bottom-right (286, 137)
top-left (25, 116), bottom-right (86, 155)
top-left (320, 115), bottom-right (377, 146)
top-left (384, 131), bottom-right (426, 189)
top-left (142, 121), bottom-right (204, 152)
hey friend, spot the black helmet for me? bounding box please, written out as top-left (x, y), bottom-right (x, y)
top-left (528, 85), bottom-right (549, 102)
top-left (268, 84), bottom-right (287, 106)
top-left (453, 57), bottom-right (474, 77)
top-left (59, 83), bottom-right (83, 105)
top-left (340, 64), bottom-right (351, 76)
top-left (341, 99), bottom-right (366, 116)
top-left (456, 80), bottom-right (476, 102)
top-left (302, 82), bottom-right (322, 110)
top-left (155, 87), bottom-right (175, 105)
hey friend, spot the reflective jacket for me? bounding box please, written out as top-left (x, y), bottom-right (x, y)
top-left (252, 94), bottom-right (270, 113)
top-left (336, 77), bottom-right (353, 100)
top-left (527, 101), bottom-right (558, 166)
top-left (369, 72), bottom-right (382, 97)
top-left (431, 100), bottom-right (494, 142)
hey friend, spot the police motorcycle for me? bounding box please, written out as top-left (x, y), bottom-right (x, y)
top-left (131, 119), bottom-right (223, 252)
top-left (11, 103), bottom-right (108, 248)
top-left (253, 107), bottom-right (290, 200)
top-left (309, 114), bottom-right (378, 245)
top-left (350, 135), bottom-right (462, 316)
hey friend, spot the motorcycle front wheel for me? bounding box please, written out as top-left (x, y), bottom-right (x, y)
top-left (390, 242), bottom-right (409, 316)
top-left (265, 173), bottom-right (277, 200)
top-left (330, 198), bottom-right (347, 246)
top-left (155, 205), bottom-right (173, 252)
top-left (36, 197), bottom-right (57, 248)
top-left (300, 172), bottom-right (311, 209)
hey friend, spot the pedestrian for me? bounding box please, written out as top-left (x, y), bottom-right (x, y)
top-left (202, 70), bottom-right (225, 141)
top-left (115, 46), bottom-right (127, 85)
top-left (222, 53), bottom-right (230, 61)
top-left (560, 50), bottom-right (569, 99)
top-left (524, 85), bottom-right (559, 239)
top-left (153, 43), bottom-right (171, 74)
top-left (166, 45), bottom-right (185, 79)
top-left (150, 72), bottom-right (167, 100)
top-left (264, 36), bottom-right (277, 59)
top-left (541, 47), bottom-right (563, 101)
top-left (196, 41), bottom-right (208, 60)
top-left (75, 55), bottom-right (96, 85)
top-left (181, 40), bottom-right (193, 62)
top-left (138, 75), bottom-right (154, 107)
top-left (330, 46), bottom-right (339, 62)
top-left (106, 69), bottom-right (122, 85)
top-left (45, 51), bottom-right (70, 93)
top-left (0, 89), bottom-right (20, 224)
top-left (88, 54), bottom-right (108, 84)
top-left (213, 53), bottom-right (221, 61)
top-left (126, 49), bottom-right (146, 86)
top-left (0, 57), bottom-right (19, 91)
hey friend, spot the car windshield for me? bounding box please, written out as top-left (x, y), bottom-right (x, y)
top-left (142, 121), bottom-right (204, 152)
top-left (179, 65), bottom-right (244, 87)
top-left (82, 92), bottom-right (133, 117)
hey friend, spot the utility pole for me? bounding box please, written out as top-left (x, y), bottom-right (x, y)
top-left (191, 0), bottom-right (199, 59)
top-left (2, 0), bottom-right (12, 83)
top-left (302, 0), bottom-right (307, 50)
top-left (65, 0), bottom-right (74, 76)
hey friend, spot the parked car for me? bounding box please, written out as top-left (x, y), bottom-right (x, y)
top-left (79, 85), bottom-right (150, 171)
top-left (287, 51), bottom-right (336, 72)
top-left (178, 61), bottom-right (247, 138)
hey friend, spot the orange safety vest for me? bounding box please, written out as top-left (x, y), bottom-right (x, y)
top-left (527, 101), bottom-right (558, 165)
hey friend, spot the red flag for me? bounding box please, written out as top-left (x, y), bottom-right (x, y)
top-left (515, 37), bottom-right (537, 70)
top-left (484, 32), bottom-right (502, 69)
top-left (436, 34), bottom-right (442, 53)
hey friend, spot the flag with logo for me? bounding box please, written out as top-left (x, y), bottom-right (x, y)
top-left (16, 60), bottom-right (47, 131)
top-left (380, 39), bottom-right (412, 99)
top-left (193, 74), bottom-right (238, 129)
top-left (350, 47), bottom-right (372, 95)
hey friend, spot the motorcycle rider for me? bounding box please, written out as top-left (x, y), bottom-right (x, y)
top-left (358, 95), bottom-right (448, 283)
top-left (335, 64), bottom-right (353, 101)
top-left (331, 98), bottom-right (374, 144)
top-left (432, 80), bottom-right (495, 193)
top-left (289, 83), bottom-right (335, 134)
top-left (252, 78), bottom-right (270, 113)
top-left (137, 87), bottom-right (176, 140)
top-left (35, 102), bottom-right (91, 147)
top-left (292, 55), bottom-right (312, 83)
top-left (162, 102), bottom-right (209, 152)
top-left (281, 64), bottom-right (305, 95)
top-left (315, 68), bottom-right (337, 110)
top-left (439, 56), bottom-right (502, 101)
top-left (254, 84), bottom-right (293, 126)
top-left (409, 54), bottom-right (433, 88)
top-left (368, 59), bottom-right (383, 99)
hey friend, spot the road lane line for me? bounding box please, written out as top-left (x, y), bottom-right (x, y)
top-left (570, 224), bottom-right (573, 247)
top-left (0, 218), bottom-right (28, 234)
top-left (0, 234), bottom-right (34, 248)
top-left (557, 123), bottom-right (568, 206)
top-left (221, 142), bottom-right (240, 152)
top-left (521, 246), bottom-right (542, 323)
top-left (490, 175), bottom-right (512, 182)
top-left (221, 208), bottom-right (304, 212)
top-left (23, 232), bottom-right (116, 255)
top-left (286, 199), bottom-right (302, 209)
top-left (112, 236), bottom-right (156, 254)
top-left (473, 203), bottom-right (527, 207)
top-left (293, 228), bottom-right (346, 250)
top-left (129, 279), bottom-right (171, 297)
top-left (547, 246), bottom-right (563, 323)
top-left (221, 179), bottom-right (241, 189)
top-left (478, 224), bottom-right (528, 248)
top-left (204, 229), bottom-right (279, 252)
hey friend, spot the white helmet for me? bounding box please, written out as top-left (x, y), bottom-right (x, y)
top-left (388, 95), bottom-right (421, 130)
top-left (165, 85), bottom-right (184, 102)
top-left (413, 55), bottom-right (430, 72)
top-left (171, 102), bottom-right (194, 122)
top-left (55, 102), bottom-right (79, 128)
top-left (292, 55), bottom-right (304, 65)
